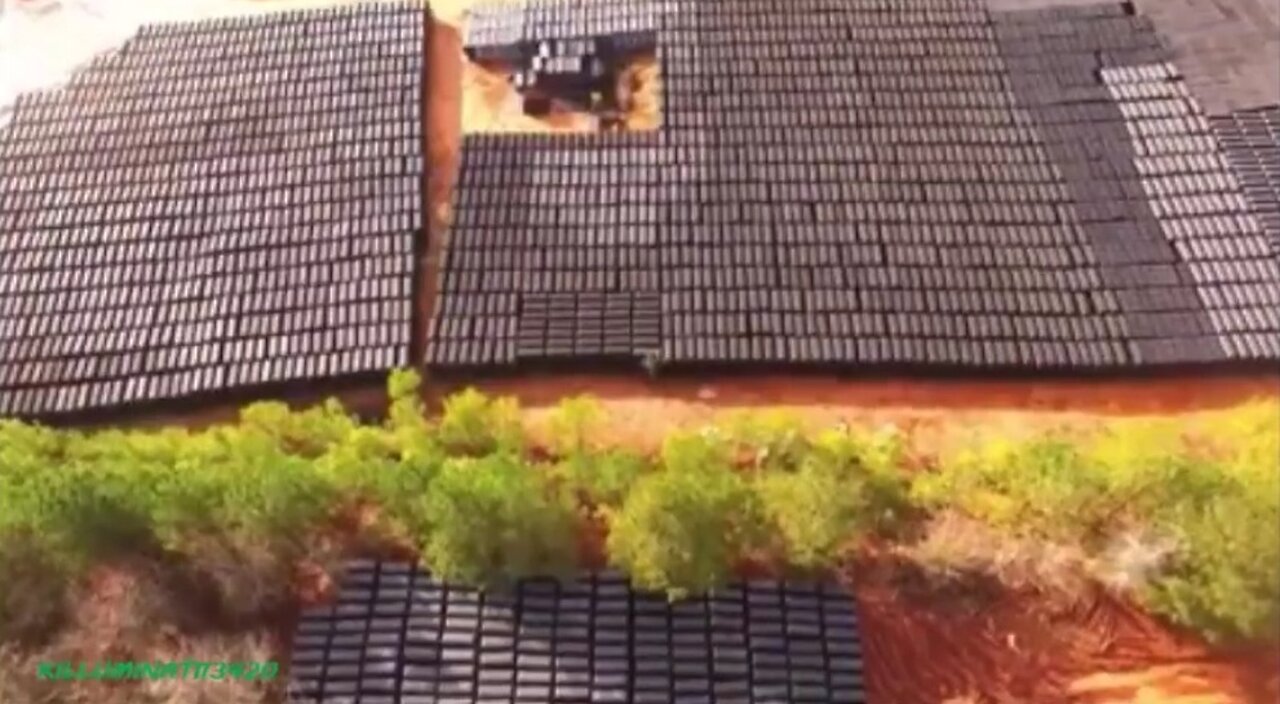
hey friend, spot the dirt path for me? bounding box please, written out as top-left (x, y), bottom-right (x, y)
top-left (447, 371), bottom-right (1280, 455)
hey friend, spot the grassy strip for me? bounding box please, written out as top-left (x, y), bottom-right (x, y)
top-left (1, 369), bottom-right (1276, 646)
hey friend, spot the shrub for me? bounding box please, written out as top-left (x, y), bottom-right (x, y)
top-left (437, 388), bottom-right (524, 456)
top-left (0, 427), bottom-right (163, 571)
top-left (1138, 403), bottom-right (1280, 642)
top-left (556, 448), bottom-right (650, 509)
top-left (155, 426), bottom-right (333, 554)
top-left (756, 465), bottom-right (852, 569)
top-left (315, 425), bottom-right (430, 531)
top-left (1143, 472), bottom-right (1279, 641)
top-left (907, 403), bottom-right (1280, 642)
top-left (756, 426), bottom-right (914, 569)
top-left (420, 453), bottom-right (576, 586)
top-left (0, 414), bottom-right (341, 633)
top-left (386, 368), bottom-right (427, 434)
top-left (911, 436), bottom-right (1109, 543)
top-left (720, 408), bottom-right (811, 472)
top-left (546, 395), bottom-right (604, 457)
top-left (238, 398), bottom-right (359, 457)
top-left (606, 431), bottom-right (760, 598)
top-left (380, 368), bottom-right (444, 529)
top-left (909, 428), bottom-right (1229, 548)
top-left (658, 429), bottom-right (732, 475)
top-left (808, 426), bottom-right (912, 535)
top-left (1, 375), bottom-right (1276, 647)
top-left (0, 421), bottom-right (69, 551)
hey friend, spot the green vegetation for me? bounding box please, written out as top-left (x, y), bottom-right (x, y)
top-left (0, 372), bottom-right (1276, 645)
top-left (436, 387), bottom-right (523, 456)
top-left (606, 432), bottom-right (759, 597)
top-left (912, 404), bottom-right (1280, 642)
top-left (423, 453), bottom-right (576, 586)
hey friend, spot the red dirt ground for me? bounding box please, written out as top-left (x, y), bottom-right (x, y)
top-left (458, 371), bottom-right (1278, 415)
top-left (851, 550), bottom-right (1279, 704)
top-left (456, 371), bottom-right (1280, 459)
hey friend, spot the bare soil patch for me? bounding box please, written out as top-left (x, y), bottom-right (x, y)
top-left (850, 548), bottom-right (1279, 704)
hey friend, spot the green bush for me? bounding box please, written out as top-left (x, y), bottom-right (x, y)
top-left (556, 448), bottom-right (650, 509)
top-left (0, 375), bottom-right (420, 636)
top-left (546, 395), bottom-right (604, 457)
top-left (0, 377), bottom-right (1275, 646)
top-left (754, 426), bottom-right (913, 569)
top-left (379, 369), bottom-right (445, 529)
top-left (1144, 468), bottom-right (1279, 642)
top-left (547, 394), bottom-right (648, 513)
top-left (149, 425), bottom-right (333, 556)
top-left (809, 426), bottom-right (912, 535)
top-left (606, 432), bottom-right (760, 598)
top-left (756, 465), bottom-right (850, 569)
top-left (1137, 403), bottom-right (1280, 642)
top-left (907, 404), bottom-right (1280, 642)
top-left (386, 368), bottom-right (427, 433)
top-left (911, 436), bottom-right (1111, 543)
top-left (437, 388), bottom-right (524, 456)
top-left (421, 454), bottom-right (576, 586)
top-left (238, 399), bottom-right (359, 457)
top-left (721, 409), bottom-right (810, 472)
top-left (0, 425), bottom-right (160, 571)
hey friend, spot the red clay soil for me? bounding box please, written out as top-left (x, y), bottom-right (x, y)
top-left (446, 370), bottom-right (1280, 415)
top-left (469, 371), bottom-right (1280, 459)
top-left (533, 514), bottom-right (1280, 704)
top-left (849, 551), bottom-right (1279, 704)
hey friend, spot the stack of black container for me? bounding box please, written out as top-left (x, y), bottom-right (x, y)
top-left (0, 2), bottom-right (426, 419)
top-left (286, 560), bottom-right (869, 704)
top-left (428, 0), bottom-right (1280, 375)
top-left (1211, 106), bottom-right (1280, 259)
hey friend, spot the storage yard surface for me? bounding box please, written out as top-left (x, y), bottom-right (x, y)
top-left (0, 0), bottom-right (1277, 423)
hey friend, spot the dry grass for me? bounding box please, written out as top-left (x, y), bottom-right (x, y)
top-left (0, 521), bottom-right (354, 704)
top-left (899, 510), bottom-right (1096, 601)
top-left (0, 561), bottom-right (284, 704)
top-left (899, 510), bottom-right (1184, 610)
